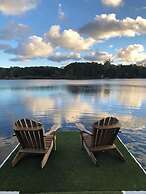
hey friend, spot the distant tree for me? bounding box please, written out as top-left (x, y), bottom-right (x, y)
top-left (104, 60), bottom-right (111, 66)
top-left (0, 62), bottom-right (146, 79)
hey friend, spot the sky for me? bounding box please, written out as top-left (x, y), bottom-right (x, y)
top-left (0, 0), bottom-right (146, 67)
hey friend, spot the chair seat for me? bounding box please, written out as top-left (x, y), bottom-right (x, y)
top-left (82, 133), bottom-right (116, 152)
top-left (19, 135), bottom-right (53, 154)
top-left (90, 144), bottom-right (116, 152)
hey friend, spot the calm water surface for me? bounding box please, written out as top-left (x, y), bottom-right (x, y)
top-left (0, 79), bottom-right (146, 169)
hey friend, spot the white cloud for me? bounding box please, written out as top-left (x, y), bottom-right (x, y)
top-left (0, 0), bottom-right (38, 15)
top-left (3, 24), bottom-right (96, 61)
top-left (109, 44), bottom-right (113, 48)
top-left (117, 44), bottom-right (146, 64)
top-left (44, 25), bottom-right (95, 51)
top-left (137, 6), bottom-right (146, 11)
top-left (6, 35), bottom-right (53, 61)
top-left (83, 51), bottom-right (112, 62)
top-left (117, 86), bottom-right (146, 108)
top-left (0, 43), bottom-right (11, 50)
top-left (80, 13), bottom-right (146, 41)
top-left (137, 59), bottom-right (146, 66)
top-left (101, 0), bottom-right (123, 7)
top-left (142, 6), bottom-right (146, 10)
top-left (58, 3), bottom-right (65, 20)
top-left (48, 52), bottom-right (81, 62)
top-left (0, 22), bottom-right (31, 41)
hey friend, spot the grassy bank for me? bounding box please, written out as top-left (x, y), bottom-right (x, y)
top-left (0, 132), bottom-right (145, 193)
top-left (35, 192), bottom-right (122, 194)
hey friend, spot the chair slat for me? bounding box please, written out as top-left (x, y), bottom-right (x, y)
top-left (32, 131), bottom-right (39, 148)
top-left (25, 131), bottom-right (33, 148)
top-left (14, 118), bottom-right (45, 150)
top-left (93, 117), bottom-right (120, 147)
top-left (17, 120), bottom-right (22, 128)
top-left (38, 130), bottom-right (44, 149)
top-left (27, 130), bottom-right (35, 148)
top-left (15, 130), bottom-right (25, 148)
top-left (22, 131), bottom-right (30, 147)
top-left (21, 119), bottom-right (27, 128)
top-left (26, 119), bottom-right (32, 128)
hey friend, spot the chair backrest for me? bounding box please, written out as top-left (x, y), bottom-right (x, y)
top-left (92, 117), bottom-right (120, 147)
top-left (14, 118), bottom-right (45, 149)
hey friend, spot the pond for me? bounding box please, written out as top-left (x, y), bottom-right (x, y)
top-left (0, 79), bottom-right (146, 169)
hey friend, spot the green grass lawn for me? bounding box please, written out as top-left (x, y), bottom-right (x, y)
top-left (36, 192), bottom-right (122, 194)
top-left (0, 132), bottom-right (146, 194)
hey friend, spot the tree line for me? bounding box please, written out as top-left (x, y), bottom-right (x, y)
top-left (0, 61), bottom-right (146, 79)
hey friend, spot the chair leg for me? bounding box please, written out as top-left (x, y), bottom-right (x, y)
top-left (12, 151), bottom-right (26, 167)
top-left (41, 141), bottom-right (53, 168)
top-left (54, 135), bottom-right (56, 151)
top-left (80, 134), bottom-right (84, 149)
top-left (114, 147), bottom-right (125, 161)
top-left (83, 141), bottom-right (97, 165)
top-left (90, 152), bottom-right (97, 165)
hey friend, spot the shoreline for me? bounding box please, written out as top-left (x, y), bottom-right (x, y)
top-left (1, 78), bottom-right (146, 80)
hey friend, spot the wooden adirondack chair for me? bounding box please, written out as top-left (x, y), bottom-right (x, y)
top-left (12, 118), bottom-right (60, 168)
top-left (76, 117), bottom-right (124, 165)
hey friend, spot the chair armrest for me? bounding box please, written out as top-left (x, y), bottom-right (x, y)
top-left (44, 124), bottom-right (61, 136)
top-left (93, 123), bottom-right (121, 130)
top-left (75, 122), bottom-right (93, 136)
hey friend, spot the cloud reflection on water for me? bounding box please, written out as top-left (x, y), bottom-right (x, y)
top-left (0, 79), bottom-right (146, 168)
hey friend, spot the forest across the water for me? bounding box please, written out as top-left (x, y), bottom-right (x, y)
top-left (1, 61), bottom-right (146, 79)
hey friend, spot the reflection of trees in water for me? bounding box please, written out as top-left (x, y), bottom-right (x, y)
top-left (8, 85), bottom-right (59, 91)
top-left (66, 84), bottom-right (111, 96)
top-left (103, 87), bottom-right (110, 96)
